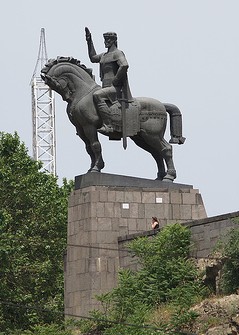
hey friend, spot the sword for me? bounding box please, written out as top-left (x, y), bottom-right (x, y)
top-left (121, 89), bottom-right (127, 150)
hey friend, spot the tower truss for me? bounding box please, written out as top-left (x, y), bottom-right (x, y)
top-left (31, 28), bottom-right (56, 175)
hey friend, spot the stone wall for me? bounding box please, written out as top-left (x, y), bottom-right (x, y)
top-left (118, 211), bottom-right (239, 270)
top-left (186, 211), bottom-right (239, 258)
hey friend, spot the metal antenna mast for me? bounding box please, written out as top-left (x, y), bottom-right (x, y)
top-left (31, 28), bottom-right (56, 176)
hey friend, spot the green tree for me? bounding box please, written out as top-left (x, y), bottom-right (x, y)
top-left (0, 132), bottom-right (73, 332)
top-left (219, 221), bottom-right (239, 294)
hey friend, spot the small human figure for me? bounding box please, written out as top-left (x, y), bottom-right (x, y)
top-left (151, 217), bottom-right (160, 230)
top-left (85, 27), bottom-right (132, 134)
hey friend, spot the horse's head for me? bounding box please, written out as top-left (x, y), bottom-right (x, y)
top-left (41, 57), bottom-right (96, 102)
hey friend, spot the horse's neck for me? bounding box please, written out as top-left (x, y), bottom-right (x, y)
top-left (69, 74), bottom-right (98, 101)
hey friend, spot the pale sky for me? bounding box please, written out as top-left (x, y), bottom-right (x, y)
top-left (1, 0), bottom-right (239, 217)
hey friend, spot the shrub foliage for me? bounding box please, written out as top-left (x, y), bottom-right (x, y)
top-left (87, 223), bottom-right (207, 335)
top-left (219, 220), bottom-right (239, 294)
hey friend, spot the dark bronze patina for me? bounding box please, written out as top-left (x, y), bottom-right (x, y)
top-left (41, 29), bottom-right (185, 182)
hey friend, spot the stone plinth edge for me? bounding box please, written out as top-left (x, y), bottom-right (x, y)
top-left (75, 172), bottom-right (193, 190)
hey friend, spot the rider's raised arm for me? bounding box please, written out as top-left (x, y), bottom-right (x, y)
top-left (85, 27), bottom-right (101, 63)
top-left (112, 50), bottom-right (129, 87)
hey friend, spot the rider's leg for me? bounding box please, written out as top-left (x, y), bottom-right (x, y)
top-left (93, 88), bottom-right (117, 134)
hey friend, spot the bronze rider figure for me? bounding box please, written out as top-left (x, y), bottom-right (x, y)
top-left (85, 27), bottom-right (132, 134)
top-left (85, 27), bottom-right (185, 144)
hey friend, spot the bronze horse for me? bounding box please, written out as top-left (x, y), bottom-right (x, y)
top-left (41, 57), bottom-right (178, 181)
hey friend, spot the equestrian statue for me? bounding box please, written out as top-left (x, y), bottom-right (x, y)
top-left (41, 28), bottom-right (186, 182)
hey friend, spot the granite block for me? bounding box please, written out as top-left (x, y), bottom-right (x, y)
top-left (182, 193), bottom-right (196, 205)
top-left (115, 191), bottom-right (125, 202)
top-left (138, 204), bottom-right (145, 218)
top-left (96, 218), bottom-right (112, 231)
top-left (89, 189), bottom-right (100, 202)
top-left (104, 202), bottom-right (114, 218)
top-left (99, 189), bottom-right (108, 202)
top-left (127, 218), bottom-right (137, 231)
top-left (129, 203), bottom-right (139, 218)
top-left (180, 205), bottom-right (192, 220)
top-left (96, 202), bottom-right (105, 217)
top-left (142, 192), bottom-right (155, 204)
top-left (107, 190), bottom-right (116, 202)
top-left (170, 192), bottom-right (182, 204)
top-left (155, 192), bottom-right (170, 203)
top-left (172, 204), bottom-right (181, 220)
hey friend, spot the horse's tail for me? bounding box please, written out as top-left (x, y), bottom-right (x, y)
top-left (163, 103), bottom-right (186, 145)
top-left (163, 103), bottom-right (181, 116)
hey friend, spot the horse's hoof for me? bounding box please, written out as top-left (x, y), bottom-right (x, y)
top-left (162, 174), bottom-right (175, 182)
top-left (162, 178), bottom-right (174, 183)
top-left (90, 168), bottom-right (101, 173)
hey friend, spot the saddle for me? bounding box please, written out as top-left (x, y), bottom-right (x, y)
top-left (99, 100), bottom-right (140, 140)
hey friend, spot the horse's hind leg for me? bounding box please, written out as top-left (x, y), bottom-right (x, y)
top-left (159, 138), bottom-right (176, 182)
top-left (131, 135), bottom-right (166, 180)
top-left (138, 131), bottom-right (176, 182)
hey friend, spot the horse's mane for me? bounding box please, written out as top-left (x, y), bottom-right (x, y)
top-left (44, 56), bottom-right (94, 78)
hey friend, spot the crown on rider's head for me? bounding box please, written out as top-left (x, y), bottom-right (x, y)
top-left (103, 32), bottom-right (117, 39)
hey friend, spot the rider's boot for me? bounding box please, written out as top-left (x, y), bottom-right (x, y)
top-left (97, 102), bottom-right (114, 134)
top-left (98, 123), bottom-right (114, 133)
top-left (169, 114), bottom-right (186, 145)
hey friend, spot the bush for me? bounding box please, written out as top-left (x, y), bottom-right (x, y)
top-left (220, 221), bottom-right (239, 294)
top-left (82, 223), bottom-right (207, 335)
top-left (10, 323), bottom-right (72, 335)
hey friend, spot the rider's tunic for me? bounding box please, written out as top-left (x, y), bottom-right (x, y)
top-left (99, 49), bottom-right (128, 88)
top-left (92, 49), bottom-right (131, 103)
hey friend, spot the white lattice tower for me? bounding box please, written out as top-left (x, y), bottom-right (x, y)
top-left (31, 28), bottom-right (56, 176)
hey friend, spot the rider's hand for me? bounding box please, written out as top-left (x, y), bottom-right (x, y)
top-left (85, 27), bottom-right (91, 41)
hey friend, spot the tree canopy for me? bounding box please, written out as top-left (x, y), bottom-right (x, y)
top-left (0, 132), bottom-right (73, 332)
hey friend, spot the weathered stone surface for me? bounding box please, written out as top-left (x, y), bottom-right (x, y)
top-left (190, 294), bottom-right (239, 334)
top-left (75, 173), bottom-right (192, 190)
top-left (65, 181), bottom-right (207, 317)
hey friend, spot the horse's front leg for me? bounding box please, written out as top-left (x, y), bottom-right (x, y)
top-left (76, 126), bottom-right (96, 171)
top-left (83, 125), bottom-right (105, 172)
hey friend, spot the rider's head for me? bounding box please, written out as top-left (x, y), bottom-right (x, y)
top-left (103, 32), bottom-right (117, 48)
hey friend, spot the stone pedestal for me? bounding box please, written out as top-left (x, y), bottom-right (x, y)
top-left (64, 173), bottom-right (207, 317)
